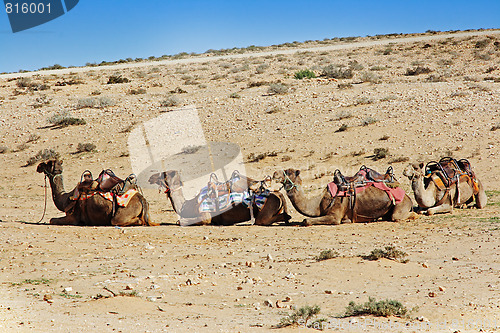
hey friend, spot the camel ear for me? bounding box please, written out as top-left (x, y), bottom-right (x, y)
top-left (295, 170), bottom-right (300, 177)
top-left (418, 162), bottom-right (424, 169)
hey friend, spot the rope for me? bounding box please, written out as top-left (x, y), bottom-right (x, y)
top-left (36, 175), bottom-right (48, 224)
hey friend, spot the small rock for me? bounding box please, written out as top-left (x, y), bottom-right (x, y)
top-left (43, 294), bottom-right (53, 303)
top-left (438, 286), bottom-right (446, 292)
top-left (203, 236), bottom-right (209, 240)
top-left (150, 284), bottom-right (160, 290)
top-left (145, 243), bottom-right (155, 250)
top-left (246, 261), bottom-right (255, 268)
top-left (125, 285), bottom-right (134, 290)
top-left (285, 273), bottom-right (295, 279)
top-left (237, 286), bottom-right (243, 290)
top-left (284, 296), bottom-right (292, 302)
top-left (266, 254), bottom-right (273, 262)
top-left (452, 257), bottom-right (459, 261)
top-left (263, 300), bottom-right (273, 308)
top-left (276, 300), bottom-right (285, 308)
top-left (146, 296), bottom-right (157, 302)
top-left (63, 287), bottom-right (72, 293)
top-left (325, 290), bottom-right (333, 294)
top-left (349, 318), bottom-right (358, 324)
top-left (417, 316), bottom-right (429, 322)
top-left (428, 291), bottom-right (436, 297)
top-left (422, 262), bottom-right (429, 268)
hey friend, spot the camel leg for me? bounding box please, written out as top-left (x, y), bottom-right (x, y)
top-left (474, 180), bottom-right (487, 209)
top-left (426, 203), bottom-right (453, 215)
top-left (302, 214), bottom-right (342, 226)
top-left (112, 216), bottom-right (143, 227)
top-left (50, 214), bottom-right (78, 225)
top-left (391, 196), bottom-right (417, 221)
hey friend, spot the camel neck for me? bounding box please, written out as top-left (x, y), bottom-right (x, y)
top-left (411, 175), bottom-right (437, 208)
top-left (286, 185), bottom-right (325, 217)
top-left (48, 174), bottom-right (72, 212)
top-left (167, 187), bottom-right (186, 216)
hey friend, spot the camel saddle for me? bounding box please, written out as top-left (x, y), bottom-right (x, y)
top-left (425, 157), bottom-right (478, 193)
top-left (333, 165), bottom-right (396, 188)
top-left (75, 169), bottom-right (124, 194)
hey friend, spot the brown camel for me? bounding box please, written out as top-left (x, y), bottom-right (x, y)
top-left (273, 168), bottom-right (417, 226)
top-left (149, 170), bottom-right (291, 226)
top-left (37, 159), bottom-right (156, 226)
top-left (403, 162), bottom-right (487, 215)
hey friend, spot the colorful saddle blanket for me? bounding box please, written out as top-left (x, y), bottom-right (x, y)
top-left (198, 189), bottom-right (269, 213)
top-left (425, 157), bottom-right (479, 193)
top-left (70, 189), bottom-right (138, 207)
top-left (327, 181), bottom-right (406, 205)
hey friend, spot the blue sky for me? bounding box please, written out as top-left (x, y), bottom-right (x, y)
top-left (0, 0), bottom-right (499, 73)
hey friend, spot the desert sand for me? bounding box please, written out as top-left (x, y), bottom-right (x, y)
top-left (0, 30), bottom-right (499, 332)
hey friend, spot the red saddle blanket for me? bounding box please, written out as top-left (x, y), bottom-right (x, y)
top-left (327, 182), bottom-right (406, 205)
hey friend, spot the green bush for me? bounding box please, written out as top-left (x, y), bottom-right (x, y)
top-left (294, 69), bottom-right (316, 79)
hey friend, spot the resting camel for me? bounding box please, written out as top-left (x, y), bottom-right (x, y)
top-left (273, 169), bottom-right (416, 226)
top-left (149, 170), bottom-right (291, 226)
top-left (403, 162), bottom-right (487, 215)
top-left (37, 159), bottom-right (155, 226)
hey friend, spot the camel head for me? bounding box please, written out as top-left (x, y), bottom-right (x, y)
top-left (403, 162), bottom-right (424, 180)
top-left (273, 168), bottom-right (302, 191)
top-left (36, 159), bottom-right (63, 177)
top-left (148, 170), bottom-right (183, 193)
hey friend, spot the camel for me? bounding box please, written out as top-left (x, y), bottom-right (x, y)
top-left (37, 159), bottom-right (155, 226)
top-left (149, 170), bottom-right (291, 226)
top-left (403, 162), bottom-right (487, 215)
top-left (273, 168), bottom-right (417, 226)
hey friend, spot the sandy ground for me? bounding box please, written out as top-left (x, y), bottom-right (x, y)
top-left (1, 30), bottom-right (500, 332)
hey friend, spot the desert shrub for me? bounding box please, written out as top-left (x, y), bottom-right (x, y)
top-left (27, 134), bottom-right (40, 143)
top-left (372, 147), bottom-right (388, 160)
top-left (267, 83), bottom-right (288, 95)
top-left (266, 106), bottom-right (282, 114)
top-left (248, 81), bottom-right (269, 88)
top-left (15, 143), bottom-right (29, 152)
top-left (475, 39), bottom-right (491, 48)
top-left (229, 92), bottom-right (240, 98)
top-left (90, 90), bottom-right (101, 96)
top-left (389, 156), bottom-right (410, 164)
top-left (230, 64), bottom-right (250, 73)
top-left (184, 78), bottom-right (199, 85)
top-left (361, 116), bottom-right (377, 125)
top-left (405, 66), bottom-right (432, 76)
top-left (170, 87), bottom-right (187, 94)
top-left (335, 110), bottom-right (352, 120)
top-left (379, 135), bottom-right (390, 140)
top-left (128, 88), bottom-right (147, 95)
top-left (335, 124), bottom-right (348, 132)
top-left (26, 149), bottom-right (60, 166)
top-left (278, 305), bottom-right (321, 328)
top-left (16, 77), bottom-right (32, 88)
top-left (343, 297), bottom-right (408, 318)
top-left (362, 245), bottom-right (408, 263)
top-left (348, 60), bottom-right (364, 70)
top-left (160, 95), bottom-right (181, 107)
top-left (119, 121), bottom-right (137, 133)
top-left (281, 155), bottom-right (292, 162)
top-left (316, 249), bottom-right (339, 261)
top-left (107, 75), bottom-right (129, 84)
top-left (32, 95), bottom-right (51, 108)
top-left (294, 69), bottom-right (316, 79)
top-left (338, 83), bottom-right (352, 89)
top-left (0, 146), bottom-right (9, 154)
top-left (76, 143), bottom-right (96, 153)
top-left (181, 145), bottom-right (203, 154)
top-left (426, 74), bottom-right (447, 82)
top-left (491, 123), bottom-right (500, 131)
top-left (359, 71), bottom-right (381, 83)
top-left (255, 64), bottom-right (269, 74)
top-left (55, 78), bottom-right (83, 86)
top-left (370, 66), bottom-right (386, 71)
top-left (77, 97), bottom-right (115, 108)
top-left (48, 111), bottom-right (86, 127)
top-left (322, 65), bottom-right (353, 79)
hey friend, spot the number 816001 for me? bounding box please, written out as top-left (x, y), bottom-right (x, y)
top-left (5, 2), bottom-right (51, 14)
